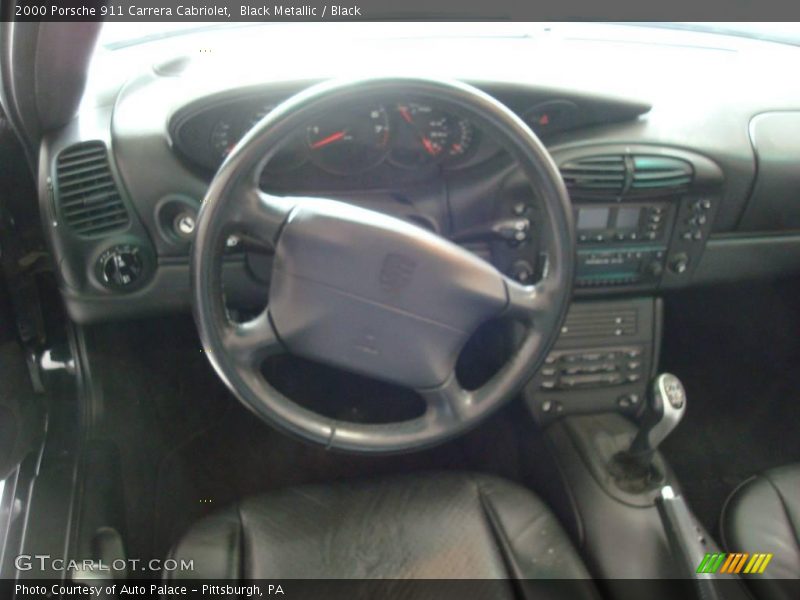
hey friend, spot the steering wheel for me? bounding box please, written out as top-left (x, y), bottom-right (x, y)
top-left (191, 78), bottom-right (574, 454)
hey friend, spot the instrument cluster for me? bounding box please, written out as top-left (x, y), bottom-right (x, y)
top-left (178, 97), bottom-right (485, 177)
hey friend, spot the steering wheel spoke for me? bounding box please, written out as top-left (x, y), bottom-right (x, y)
top-left (222, 310), bottom-right (282, 368)
top-left (502, 278), bottom-right (553, 323)
top-left (417, 375), bottom-right (473, 425)
top-left (228, 186), bottom-right (295, 248)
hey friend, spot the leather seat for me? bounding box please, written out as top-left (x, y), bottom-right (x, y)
top-left (167, 472), bottom-right (595, 591)
top-left (721, 464), bottom-right (800, 600)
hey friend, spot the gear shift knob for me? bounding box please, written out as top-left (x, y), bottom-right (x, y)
top-left (628, 373), bottom-right (687, 462)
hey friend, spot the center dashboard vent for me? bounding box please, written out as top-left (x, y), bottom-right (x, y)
top-left (560, 155), bottom-right (627, 194)
top-left (630, 156), bottom-right (693, 190)
top-left (55, 141), bottom-right (129, 237)
top-left (560, 154), bottom-right (693, 196)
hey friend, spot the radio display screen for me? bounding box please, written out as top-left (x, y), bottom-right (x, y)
top-left (616, 207), bottom-right (641, 229)
top-left (577, 207), bottom-right (610, 230)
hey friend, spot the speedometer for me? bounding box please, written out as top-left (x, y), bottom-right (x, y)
top-left (390, 102), bottom-right (476, 168)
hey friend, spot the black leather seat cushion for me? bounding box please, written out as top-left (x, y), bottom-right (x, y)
top-left (168, 472), bottom-right (593, 586)
top-left (721, 464), bottom-right (800, 600)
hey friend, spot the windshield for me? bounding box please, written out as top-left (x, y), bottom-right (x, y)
top-left (99, 21), bottom-right (800, 50)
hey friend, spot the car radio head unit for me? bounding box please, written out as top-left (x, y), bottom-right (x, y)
top-left (574, 202), bottom-right (668, 244)
top-left (573, 200), bottom-right (674, 287)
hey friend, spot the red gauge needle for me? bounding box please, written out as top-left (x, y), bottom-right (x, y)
top-left (420, 137), bottom-right (438, 156)
top-left (398, 106), bottom-right (413, 124)
top-left (310, 130), bottom-right (346, 149)
top-left (398, 105), bottom-right (438, 156)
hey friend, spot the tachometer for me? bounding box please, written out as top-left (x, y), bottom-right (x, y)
top-left (306, 105), bottom-right (391, 174)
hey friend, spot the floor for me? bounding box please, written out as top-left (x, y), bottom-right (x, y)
top-left (80, 276), bottom-right (800, 563)
top-left (659, 278), bottom-right (800, 535)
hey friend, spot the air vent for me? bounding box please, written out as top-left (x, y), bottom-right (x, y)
top-left (559, 155), bottom-right (627, 194)
top-left (631, 156), bottom-right (693, 190)
top-left (55, 142), bottom-right (129, 236)
top-left (560, 153), bottom-right (694, 195)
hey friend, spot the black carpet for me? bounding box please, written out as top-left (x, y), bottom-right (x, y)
top-left (659, 279), bottom-right (800, 536)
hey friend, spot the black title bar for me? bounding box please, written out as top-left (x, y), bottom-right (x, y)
top-left (7, 0), bottom-right (800, 22)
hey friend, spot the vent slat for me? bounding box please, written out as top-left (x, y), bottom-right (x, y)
top-left (57, 163), bottom-right (113, 180)
top-left (61, 201), bottom-right (124, 219)
top-left (631, 155), bottom-right (692, 190)
top-left (55, 142), bottom-right (129, 236)
top-left (60, 182), bottom-right (117, 201)
top-left (64, 208), bottom-right (128, 228)
top-left (57, 170), bottom-right (116, 190)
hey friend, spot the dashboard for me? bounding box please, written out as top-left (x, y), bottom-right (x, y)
top-left (34, 28), bottom-right (800, 326)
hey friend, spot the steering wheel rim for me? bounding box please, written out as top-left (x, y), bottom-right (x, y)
top-left (191, 77), bottom-right (574, 454)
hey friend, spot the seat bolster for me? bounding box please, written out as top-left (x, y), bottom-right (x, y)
top-left (474, 475), bottom-right (593, 580)
top-left (167, 506), bottom-right (243, 581)
top-left (721, 464), bottom-right (800, 600)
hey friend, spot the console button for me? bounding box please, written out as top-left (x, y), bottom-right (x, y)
top-left (669, 254), bottom-right (690, 274)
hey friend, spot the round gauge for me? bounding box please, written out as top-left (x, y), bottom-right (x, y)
top-left (209, 106), bottom-right (307, 174)
top-left (445, 118), bottom-right (476, 163)
top-left (390, 102), bottom-right (475, 168)
top-left (306, 105), bottom-right (391, 174)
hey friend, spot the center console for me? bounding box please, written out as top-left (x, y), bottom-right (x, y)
top-left (524, 297), bottom-right (661, 422)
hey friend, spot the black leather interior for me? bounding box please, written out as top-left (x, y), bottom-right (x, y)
top-left (168, 472), bottom-right (596, 593)
top-left (721, 464), bottom-right (800, 600)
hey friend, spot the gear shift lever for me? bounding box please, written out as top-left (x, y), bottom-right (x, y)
top-left (628, 373), bottom-right (687, 466)
top-left (611, 373), bottom-right (687, 486)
